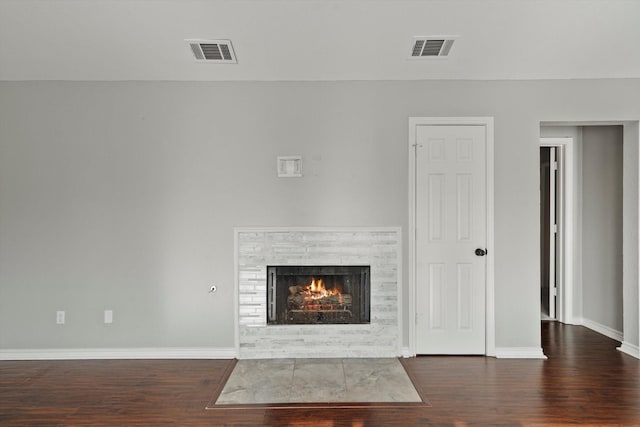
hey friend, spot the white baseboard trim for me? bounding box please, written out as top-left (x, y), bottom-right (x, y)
top-left (580, 318), bottom-right (624, 342)
top-left (0, 347), bottom-right (237, 361)
top-left (617, 342), bottom-right (640, 359)
top-left (560, 316), bottom-right (582, 326)
top-left (494, 347), bottom-right (547, 359)
top-left (571, 316), bottom-right (584, 325)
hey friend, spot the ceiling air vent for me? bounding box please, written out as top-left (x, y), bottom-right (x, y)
top-left (186, 39), bottom-right (237, 63)
top-left (409, 36), bottom-right (457, 58)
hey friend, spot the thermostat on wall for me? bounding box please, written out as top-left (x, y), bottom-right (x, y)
top-left (277, 156), bottom-right (302, 177)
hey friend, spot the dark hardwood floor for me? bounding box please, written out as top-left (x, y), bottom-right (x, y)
top-left (1, 322), bottom-right (639, 426)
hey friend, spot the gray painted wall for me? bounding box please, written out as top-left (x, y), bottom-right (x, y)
top-left (1, 79), bottom-right (639, 351)
top-left (582, 126), bottom-right (624, 332)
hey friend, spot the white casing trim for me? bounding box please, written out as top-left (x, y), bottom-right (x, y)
top-left (0, 347), bottom-right (237, 360)
top-left (494, 347), bottom-right (547, 359)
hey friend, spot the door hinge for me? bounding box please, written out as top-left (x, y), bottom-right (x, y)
top-left (552, 160), bottom-right (558, 171)
top-left (552, 287), bottom-right (557, 296)
top-left (553, 224), bottom-right (558, 233)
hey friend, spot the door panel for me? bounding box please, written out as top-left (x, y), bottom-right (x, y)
top-left (428, 174), bottom-right (444, 241)
top-left (457, 174), bottom-right (472, 241)
top-left (416, 125), bottom-right (487, 354)
top-left (429, 263), bottom-right (445, 329)
top-left (457, 263), bottom-right (473, 330)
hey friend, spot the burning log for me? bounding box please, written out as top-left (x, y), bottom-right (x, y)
top-left (287, 293), bottom-right (352, 310)
top-left (287, 309), bottom-right (354, 323)
top-left (285, 277), bottom-right (354, 324)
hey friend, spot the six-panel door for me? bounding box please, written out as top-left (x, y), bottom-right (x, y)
top-left (415, 125), bottom-right (487, 354)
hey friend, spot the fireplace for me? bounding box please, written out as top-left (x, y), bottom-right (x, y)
top-left (267, 265), bottom-right (370, 325)
top-left (237, 228), bottom-right (399, 358)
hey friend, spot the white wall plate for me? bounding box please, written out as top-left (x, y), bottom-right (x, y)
top-left (277, 156), bottom-right (302, 177)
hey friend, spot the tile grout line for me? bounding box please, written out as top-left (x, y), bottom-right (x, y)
top-left (341, 358), bottom-right (348, 396)
top-left (287, 358), bottom-right (297, 403)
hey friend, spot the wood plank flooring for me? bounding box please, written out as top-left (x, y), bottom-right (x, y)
top-left (1, 322), bottom-right (639, 426)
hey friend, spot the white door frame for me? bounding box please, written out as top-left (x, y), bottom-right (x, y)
top-left (548, 146), bottom-right (558, 319)
top-left (408, 117), bottom-right (495, 356)
top-left (540, 137), bottom-right (575, 324)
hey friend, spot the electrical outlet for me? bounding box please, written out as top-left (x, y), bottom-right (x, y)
top-left (56, 311), bottom-right (65, 324)
top-left (104, 309), bottom-right (113, 324)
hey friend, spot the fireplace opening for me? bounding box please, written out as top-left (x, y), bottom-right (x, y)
top-left (267, 265), bottom-right (370, 325)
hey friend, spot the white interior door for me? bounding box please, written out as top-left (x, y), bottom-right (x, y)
top-left (415, 125), bottom-right (487, 354)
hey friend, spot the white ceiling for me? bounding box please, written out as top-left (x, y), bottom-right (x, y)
top-left (1, 0), bottom-right (640, 81)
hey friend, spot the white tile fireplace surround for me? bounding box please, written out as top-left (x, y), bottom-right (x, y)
top-left (235, 227), bottom-right (401, 359)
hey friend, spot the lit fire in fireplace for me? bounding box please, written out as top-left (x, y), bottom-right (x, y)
top-left (298, 278), bottom-right (344, 308)
top-left (266, 265), bottom-right (370, 325)
top-left (303, 278), bottom-right (341, 299)
top-left (288, 277), bottom-right (351, 318)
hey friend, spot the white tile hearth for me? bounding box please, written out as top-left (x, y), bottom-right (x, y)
top-left (213, 358), bottom-right (422, 405)
top-left (235, 228), bottom-right (402, 359)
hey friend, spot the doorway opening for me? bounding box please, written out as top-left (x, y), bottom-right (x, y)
top-left (539, 137), bottom-right (574, 324)
top-left (540, 146), bottom-right (559, 320)
top-left (540, 125), bottom-right (627, 348)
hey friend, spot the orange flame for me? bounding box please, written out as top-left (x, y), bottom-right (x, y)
top-left (303, 277), bottom-right (341, 299)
